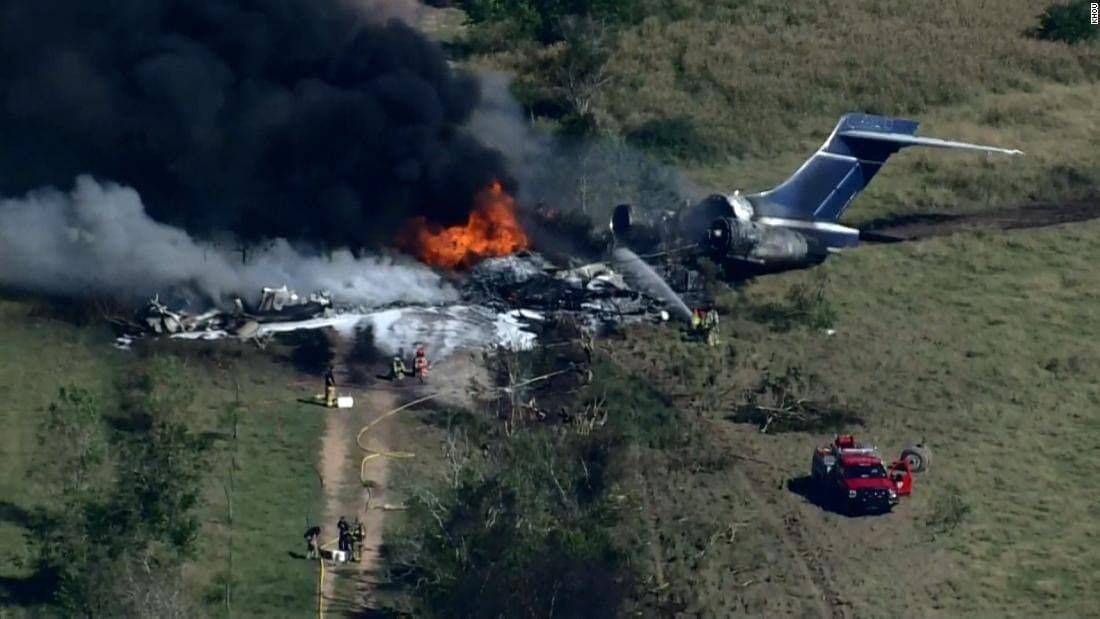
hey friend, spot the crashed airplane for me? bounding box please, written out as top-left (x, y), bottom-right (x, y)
top-left (610, 113), bottom-right (1023, 276)
top-left (120, 255), bottom-right (671, 355)
top-left (117, 113), bottom-right (1023, 355)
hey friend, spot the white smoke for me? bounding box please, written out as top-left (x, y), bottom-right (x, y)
top-left (0, 176), bottom-right (458, 307)
top-left (465, 72), bottom-right (555, 204)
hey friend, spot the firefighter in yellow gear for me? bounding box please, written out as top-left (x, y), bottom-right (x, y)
top-left (704, 309), bottom-right (720, 346)
top-left (324, 366), bottom-right (337, 408)
top-left (390, 355), bottom-right (408, 381)
top-left (351, 518), bottom-right (365, 562)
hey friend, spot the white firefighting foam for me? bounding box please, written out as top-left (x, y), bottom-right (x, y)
top-left (170, 306), bottom-right (542, 360)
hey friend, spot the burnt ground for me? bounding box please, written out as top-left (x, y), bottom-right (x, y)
top-left (857, 198), bottom-right (1100, 242)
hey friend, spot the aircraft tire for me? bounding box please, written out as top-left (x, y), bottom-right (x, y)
top-left (901, 444), bottom-right (931, 473)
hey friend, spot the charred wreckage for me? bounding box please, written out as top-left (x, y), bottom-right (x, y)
top-left (117, 253), bottom-right (675, 357)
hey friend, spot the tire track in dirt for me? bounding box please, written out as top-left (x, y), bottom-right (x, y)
top-left (779, 507), bottom-right (849, 617)
top-left (633, 468), bottom-right (668, 591)
top-left (727, 463), bottom-right (844, 619)
top-left (859, 198), bottom-right (1100, 242)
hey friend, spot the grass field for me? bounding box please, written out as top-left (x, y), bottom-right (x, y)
top-left (0, 300), bottom-right (326, 617)
top-left (471, 0), bottom-right (1100, 220)
top-left (693, 81), bottom-right (1100, 225)
top-left (604, 216), bottom-right (1100, 616)
top-left (1, 1), bottom-right (1098, 616)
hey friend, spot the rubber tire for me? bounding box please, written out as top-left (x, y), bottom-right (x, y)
top-left (901, 444), bottom-right (931, 473)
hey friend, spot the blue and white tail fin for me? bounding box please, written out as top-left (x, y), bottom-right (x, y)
top-left (747, 113), bottom-right (1022, 224)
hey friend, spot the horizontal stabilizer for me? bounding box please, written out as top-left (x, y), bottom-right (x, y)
top-left (837, 130), bottom-right (1024, 156)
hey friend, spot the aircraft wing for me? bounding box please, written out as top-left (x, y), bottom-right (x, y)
top-left (837, 130), bottom-right (1024, 156)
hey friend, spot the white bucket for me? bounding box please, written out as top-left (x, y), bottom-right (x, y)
top-left (337, 396), bottom-right (354, 409)
top-left (331, 550), bottom-right (347, 563)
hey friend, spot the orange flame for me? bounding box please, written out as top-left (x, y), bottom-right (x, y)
top-left (398, 180), bottom-right (529, 269)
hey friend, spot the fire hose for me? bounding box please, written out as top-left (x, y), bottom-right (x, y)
top-left (315, 392), bottom-right (441, 619)
top-left (314, 365), bottom-right (577, 617)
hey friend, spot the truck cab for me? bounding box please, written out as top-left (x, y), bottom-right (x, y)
top-left (811, 435), bottom-right (899, 514)
top-left (831, 454), bottom-right (898, 514)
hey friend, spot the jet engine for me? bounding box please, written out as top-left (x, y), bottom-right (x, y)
top-left (704, 217), bottom-right (821, 264)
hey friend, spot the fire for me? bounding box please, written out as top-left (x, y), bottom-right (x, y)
top-left (399, 180), bottom-right (529, 269)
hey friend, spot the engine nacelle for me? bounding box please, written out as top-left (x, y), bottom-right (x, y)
top-left (705, 217), bottom-right (817, 264)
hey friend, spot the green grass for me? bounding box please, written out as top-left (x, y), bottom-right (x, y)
top-left (0, 300), bottom-right (325, 617)
top-left (805, 221), bottom-right (1100, 615)
top-left (606, 217), bottom-right (1100, 616)
top-left (470, 0), bottom-right (1100, 218)
top-left (692, 81), bottom-right (1100, 224)
top-left (600, 1), bottom-right (1100, 153)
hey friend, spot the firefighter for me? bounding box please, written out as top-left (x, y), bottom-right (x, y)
top-left (304, 525), bottom-right (322, 559)
top-left (324, 366), bottom-right (337, 408)
top-left (705, 309), bottom-right (720, 347)
top-left (390, 355), bottom-right (407, 381)
top-left (351, 518), bottom-right (365, 562)
top-left (414, 345), bottom-right (429, 383)
top-left (337, 516), bottom-right (351, 554)
top-left (691, 308), bottom-right (702, 332)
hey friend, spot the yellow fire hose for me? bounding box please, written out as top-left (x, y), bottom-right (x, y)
top-left (355, 393), bottom-right (440, 484)
top-left (315, 392), bottom-right (442, 619)
top-left (314, 358), bottom-right (576, 616)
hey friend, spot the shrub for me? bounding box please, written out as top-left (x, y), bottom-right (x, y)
top-left (626, 116), bottom-right (718, 162)
top-left (746, 273), bottom-right (839, 333)
top-left (1033, 0), bottom-right (1098, 44)
top-left (731, 365), bottom-right (864, 433)
top-left (926, 484), bottom-right (973, 534)
top-left (459, 0), bottom-right (645, 42)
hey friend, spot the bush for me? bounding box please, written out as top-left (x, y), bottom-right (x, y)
top-left (27, 365), bottom-right (208, 615)
top-left (389, 430), bottom-right (630, 618)
top-left (731, 365), bottom-right (864, 433)
top-left (1033, 0), bottom-right (1098, 44)
top-left (926, 484), bottom-right (973, 534)
top-left (626, 116), bottom-right (719, 162)
top-left (389, 345), bottom-right (680, 616)
top-left (459, 0), bottom-right (645, 42)
top-left (745, 273), bottom-right (839, 333)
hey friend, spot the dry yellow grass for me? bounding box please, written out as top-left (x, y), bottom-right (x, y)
top-left (600, 217), bottom-right (1100, 616)
top-left (604, 0), bottom-right (1100, 155)
top-left (690, 81), bottom-right (1100, 222)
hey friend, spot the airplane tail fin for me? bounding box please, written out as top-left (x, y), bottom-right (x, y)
top-left (747, 113), bottom-right (1022, 223)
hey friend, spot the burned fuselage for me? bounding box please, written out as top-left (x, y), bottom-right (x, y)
top-left (611, 113), bottom-right (1022, 278)
top-left (612, 193), bottom-right (833, 275)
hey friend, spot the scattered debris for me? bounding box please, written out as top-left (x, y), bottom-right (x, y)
top-left (116, 251), bottom-right (674, 361)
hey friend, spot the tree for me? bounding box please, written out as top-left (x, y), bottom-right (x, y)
top-left (1034, 0), bottom-right (1098, 44)
top-left (34, 386), bottom-right (111, 500)
top-left (459, 0), bottom-right (643, 42)
top-left (27, 363), bottom-right (207, 615)
top-left (549, 15), bottom-right (616, 121)
top-left (389, 430), bottom-right (628, 618)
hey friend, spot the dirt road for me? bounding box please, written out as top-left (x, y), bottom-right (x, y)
top-left (315, 377), bottom-right (399, 615)
top-left (313, 347), bottom-right (487, 616)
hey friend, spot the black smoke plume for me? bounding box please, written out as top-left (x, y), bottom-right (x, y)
top-left (0, 0), bottom-right (509, 250)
